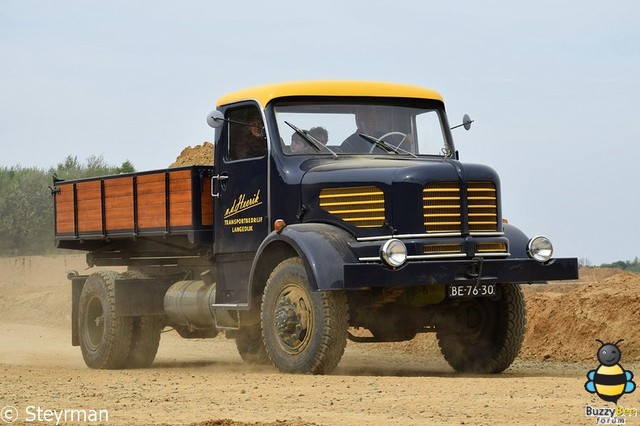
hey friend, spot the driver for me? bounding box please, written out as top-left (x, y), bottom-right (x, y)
top-left (340, 106), bottom-right (388, 152)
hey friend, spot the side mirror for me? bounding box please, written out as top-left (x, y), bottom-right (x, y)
top-left (462, 114), bottom-right (473, 131)
top-left (206, 110), bottom-right (225, 128)
top-left (451, 114), bottom-right (474, 131)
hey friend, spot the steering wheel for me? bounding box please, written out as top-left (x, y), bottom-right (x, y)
top-left (369, 131), bottom-right (408, 153)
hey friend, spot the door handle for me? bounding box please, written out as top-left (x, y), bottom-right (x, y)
top-left (211, 174), bottom-right (229, 198)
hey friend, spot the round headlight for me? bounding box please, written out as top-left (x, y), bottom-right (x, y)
top-left (380, 239), bottom-right (407, 268)
top-left (527, 235), bottom-right (553, 263)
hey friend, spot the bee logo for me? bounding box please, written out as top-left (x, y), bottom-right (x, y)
top-left (585, 339), bottom-right (636, 403)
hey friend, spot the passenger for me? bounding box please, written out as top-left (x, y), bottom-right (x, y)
top-left (290, 132), bottom-right (315, 154)
top-left (309, 126), bottom-right (329, 145)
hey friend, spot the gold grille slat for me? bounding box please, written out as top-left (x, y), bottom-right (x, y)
top-left (331, 208), bottom-right (384, 214)
top-left (320, 186), bottom-right (385, 228)
top-left (320, 200), bottom-right (384, 207)
top-left (423, 243), bottom-right (463, 254)
top-left (476, 242), bottom-right (507, 253)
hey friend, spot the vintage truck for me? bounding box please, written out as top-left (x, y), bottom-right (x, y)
top-left (52, 80), bottom-right (578, 374)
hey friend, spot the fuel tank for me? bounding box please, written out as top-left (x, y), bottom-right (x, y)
top-left (164, 279), bottom-right (217, 330)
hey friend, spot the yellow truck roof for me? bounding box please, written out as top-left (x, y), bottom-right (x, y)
top-left (216, 80), bottom-right (444, 108)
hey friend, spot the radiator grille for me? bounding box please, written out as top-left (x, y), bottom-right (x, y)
top-left (423, 181), bottom-right (498, 233)
top-left (423, 182), bottom-right (461, 233)
top-left (468, 182), bottom-right (498, 232)
top-left (319, 186), bottom-right (385, 228)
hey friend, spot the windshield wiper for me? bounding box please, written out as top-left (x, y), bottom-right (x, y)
top-left (284, 121), bottom-right (338, 159)
top-left (358, 133), bottom-right (417, 158)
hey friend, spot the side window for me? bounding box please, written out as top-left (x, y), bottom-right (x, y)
top-left (415, 110), bottom-right (446, 156)
top-left (227, 106), bottom-right (266, 161)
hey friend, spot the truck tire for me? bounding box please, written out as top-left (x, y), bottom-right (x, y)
top-left (436, 284), bottom-right (526, 374)
top-left (125, 316), bottom-right (163, 368)
top-left (261, 257), bottom-right (349, 374)
top-left (120, 271), bottom-right (164, 368)
top-left (78, 271), bottom-right (133, 369)
top-left (235, 324), bottom-right (270, 364)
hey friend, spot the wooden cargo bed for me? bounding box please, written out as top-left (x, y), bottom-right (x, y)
top-left (53, 166), bottom-right (214, 250)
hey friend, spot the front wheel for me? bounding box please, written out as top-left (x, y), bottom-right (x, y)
top-left (261, 258), bottom-right (349, 374)
top-left (436, 284), bottom-right (526, 373)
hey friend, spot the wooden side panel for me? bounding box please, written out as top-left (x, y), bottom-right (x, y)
top-left (169, 170), bottom-right (193, 227)
top-left (55, 182), bottom-right (76, 234)
top-left (77, 180), bottom-right (103, 233)
top-left (201, 178), bottom-right (213, 226)
top-left (104, 177), bottom-right (134, 231)
top-left (137, 173), bottom-right (167, 229)
top-left (55, 167), bottom-right (214, 244)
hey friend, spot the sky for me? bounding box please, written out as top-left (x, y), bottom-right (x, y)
top-left (1, 1), bottom-right (639, 265)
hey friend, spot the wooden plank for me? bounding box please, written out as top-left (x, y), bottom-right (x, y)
top-left (104, 198), bottom-right (135, 209)
top-left (201, 179), bottom-right (213, 226)
top-left (78, 221), bottom-right (103, 233)
top-left (137, 172), bottom-right (167, 231)
top-left (55, 201), bottom-right (76, 213)
top-left (55, 183), bottom-right (76, 234)
top-left (105, 177), bottom-right (133, 230)
top-left (169, 171), bottom-right (193, 227)
top-left (137, 194), bottom-right (166, 205)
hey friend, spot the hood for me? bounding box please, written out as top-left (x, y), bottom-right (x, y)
top-left (299, 156), bottom-right (501, 237)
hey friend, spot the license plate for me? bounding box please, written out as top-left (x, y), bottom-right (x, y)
top-left (447, 284), bottom-right (498, 298)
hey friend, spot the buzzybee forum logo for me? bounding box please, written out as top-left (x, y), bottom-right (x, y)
top-left (585, 339), bottom-right (636, 403)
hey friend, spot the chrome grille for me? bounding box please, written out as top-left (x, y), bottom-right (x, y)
top-left (319, 186), bottom-right (385, 228)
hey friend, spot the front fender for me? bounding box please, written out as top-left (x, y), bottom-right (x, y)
top-left (252, 223), bottom-right (357, 292)
top-left (504, 223), bottom-right (530, 258)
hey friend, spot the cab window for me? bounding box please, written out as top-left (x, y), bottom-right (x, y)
top-left (227, 107), bottom-right (266, 161)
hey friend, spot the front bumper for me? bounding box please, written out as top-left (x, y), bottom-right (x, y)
top-left (342, 257), bottom-right (578, 289)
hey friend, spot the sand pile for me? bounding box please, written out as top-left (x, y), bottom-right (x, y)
top-left (522, 268), bottom-right (640, 362)
top-left (170, 141), bottom-right (214, 167)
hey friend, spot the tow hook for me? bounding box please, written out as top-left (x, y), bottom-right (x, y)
top-left (466, 257), bottom-right (484, 284)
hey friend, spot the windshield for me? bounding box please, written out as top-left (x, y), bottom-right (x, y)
top-left (274, 101), bottom-right (452, 157)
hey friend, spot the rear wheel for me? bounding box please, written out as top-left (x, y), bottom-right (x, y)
top-left (125, 316), bottom-right (163, 368)
top-left (436, 284), bottom-right (526, 373)
top-left (120, 271), bottom-right (164, 368)
top-left (78, 271), bottom-right (133, 369)
top-left (261, 258), bottom-right (349, 374)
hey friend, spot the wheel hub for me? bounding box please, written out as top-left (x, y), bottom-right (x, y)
top-left (273, 286), bottom-right (311, 354)
top-left (85, 296), bottom-right (105, 350)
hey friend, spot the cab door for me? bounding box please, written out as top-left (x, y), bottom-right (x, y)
top-left (213, 103), bottom-right (269, 304)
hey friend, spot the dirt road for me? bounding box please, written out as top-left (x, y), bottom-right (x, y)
top-left (1, 256), bottom-right (638, 426)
